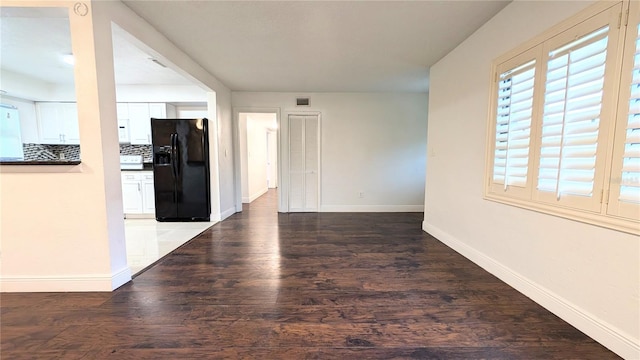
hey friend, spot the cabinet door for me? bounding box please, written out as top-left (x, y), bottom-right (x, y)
top-left (122, 180), bottom-right (143, 214)
top-left (36, 103), bottom-right (62, 144)
top-left (116, 103), bottom-right (129, 119)
top-left (148, 103), bottom-right (167, 119)
top-left (141, 173), bottom-right (156, 214)
top-left (61, 103), bottom-right (80, 144)
top-left (128, 103), bottom-right (151, 144)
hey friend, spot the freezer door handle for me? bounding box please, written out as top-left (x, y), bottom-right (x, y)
top-left (173, 133), bottom-right (180, 177)
top-left (170, 133), bottom-right (178, 179)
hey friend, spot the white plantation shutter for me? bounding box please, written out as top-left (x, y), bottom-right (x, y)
top-left (493, 60), bottom-right (536, 189)
top-left (609, 19), bottom-right (640, 221)
top-left (620, 25), bottom-right (640, 205)
top-left (537, 26), bottom-right (609, 204)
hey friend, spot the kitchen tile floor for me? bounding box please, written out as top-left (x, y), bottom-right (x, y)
top-left (124, 219), bottom-right (215, 275)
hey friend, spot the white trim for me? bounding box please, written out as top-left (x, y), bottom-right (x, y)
top-left (321, 205), bottom-right (424, 212)
top-left (485, 193), bottom-right (639, 235)
top-left (0, 267), bottom-right (132, 293)
top-left (220, 206), bottom-right (236, 220)
top-left (422, 221), bottom-right (640, 360)
top-left (123, 213), bottom-right (154, 219)
top-left (243, 186), bottom-right (269, 204)
top-left (111, 266), bottom-right (132, 290)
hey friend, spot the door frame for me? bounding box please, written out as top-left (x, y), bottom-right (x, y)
top-left (232, 107), bottom-right (281, 212)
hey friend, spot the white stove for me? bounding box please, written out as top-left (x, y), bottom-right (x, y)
top-left (120, 155), bottom-right (144, 170)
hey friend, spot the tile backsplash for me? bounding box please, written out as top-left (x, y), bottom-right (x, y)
top-left (21, 143), bottom-right (151, 162)
top-left (23, 143), bottom-right (80, 161)
top-left (120, 144), bottom-right (152, 162)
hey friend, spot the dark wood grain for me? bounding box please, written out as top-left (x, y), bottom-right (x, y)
top-left (1, 190), bottom-right (619, 359)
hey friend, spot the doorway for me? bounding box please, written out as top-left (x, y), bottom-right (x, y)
top-left (237, 112), bottom-right (279, 209)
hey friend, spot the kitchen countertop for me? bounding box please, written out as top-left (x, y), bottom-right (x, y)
top-left (0, 160), bottom-right (81, 165)
top-left (121, 163), bottom-right (154, 171)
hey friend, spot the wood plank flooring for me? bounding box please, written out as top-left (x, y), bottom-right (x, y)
top-left (1, 190), bottom-right (619, 359)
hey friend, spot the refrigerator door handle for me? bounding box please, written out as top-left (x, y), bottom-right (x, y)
top-left (173, 133), bottom-right (180, 177)
top-left (170, 133), bottom-right (178, 179)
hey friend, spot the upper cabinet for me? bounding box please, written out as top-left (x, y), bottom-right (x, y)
top-left (120, 103), bottom-right (176, 145)
top-left (127, 103), bottom-right (151, 144)
top-left (36, 102), bottom-right (80, 145)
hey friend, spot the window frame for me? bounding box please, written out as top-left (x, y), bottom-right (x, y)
top-left (608, 1), bottom-right (640, 220)
top-left (484, 0), bottom-right (639, 235)
top-left (488, 47), bottom-right (543, 200)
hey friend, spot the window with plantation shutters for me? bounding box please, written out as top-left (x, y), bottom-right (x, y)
top-left (536, 25), bottom-right (610, 210)
top-left (485, 1), bottom-right (639, 234)
top-left (493, 60), bottom-right (536, 189)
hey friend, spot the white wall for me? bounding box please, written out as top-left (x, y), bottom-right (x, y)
top-left (115, 85), bottom-right (207, 103)
top-left (176, 105), bottom-right (207, 118)
top-left (0, 0), bottom-right (233, 292)
top-left (1, 0), bottom-right (130, 292)
top-left (423, 1), bottom-right (639, 358)
top-left (0, 69), bottom-right (76, 102)
top-left (232, 92), bottom-right (428, 212)
top-left (214, 90), bottom-right (235, 220)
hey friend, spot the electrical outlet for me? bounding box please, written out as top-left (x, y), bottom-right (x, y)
top-left (359, 191), bottom-right (365, 198)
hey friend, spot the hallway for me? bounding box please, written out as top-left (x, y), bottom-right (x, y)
top-left (1, 190), bottom-right (617, 358)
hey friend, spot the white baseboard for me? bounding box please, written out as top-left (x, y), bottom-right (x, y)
top-left (0, 266), bottom-right (132, 293)
top-left (111, 266), bottom-right (132, 290)
top-left (220, 206), bottom-right (236, 220)
top-left (320, 205), bottom-right (424, 212)
top-left (243, 187), bottom-right (268, 204)
top-left (422, 221), bottom-right (640, 360)
top-left (124, 213), bottom-right (154, 219)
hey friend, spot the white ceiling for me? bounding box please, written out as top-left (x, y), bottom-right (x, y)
top-left (0, 6), bottom-right (192, 88)
top-left (1, 1), bottom-right (511, 93)
top-left (122, 0), bottom-right (511, 93)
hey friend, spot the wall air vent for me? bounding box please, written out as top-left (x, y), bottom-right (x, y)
top-left (296, 97), bottom-right (310, 106)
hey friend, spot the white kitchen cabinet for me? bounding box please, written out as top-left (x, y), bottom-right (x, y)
top-left (127, 103), bottom-right (151, 145)
top-left (116, 103), bottom-right (129, 119)
top-left (141, 173), bottom-right (156, 214)
top-left (62, 105), bottom-right (79, 143)
top-left (35, 102), bottom-right (80, 144)
top-left (149, 103), bottom-right (176, 119)
top-left (125, 103), bottom-right (176, 145)
top-left (122, 175), bottom-right (143, 214)
top-left (121, 171), bottom-right (155, 216)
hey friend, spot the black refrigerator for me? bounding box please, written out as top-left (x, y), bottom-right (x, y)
top-left (151, 118), bottom-right (210, 221)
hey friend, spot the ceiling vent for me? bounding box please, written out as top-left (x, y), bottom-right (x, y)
top-left (296, 97), bottom-right (310, 106)
top-left (150, 58), bottom-right (167, 68)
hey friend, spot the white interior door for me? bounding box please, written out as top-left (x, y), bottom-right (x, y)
top-left (288, 114), bottom-right (319, 212)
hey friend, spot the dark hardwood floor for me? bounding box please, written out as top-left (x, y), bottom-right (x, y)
top-left (1, 190), bottom-right (619, 359)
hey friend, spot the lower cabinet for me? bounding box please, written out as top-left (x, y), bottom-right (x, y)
top-left (121, 171), bottom-right (155, 216)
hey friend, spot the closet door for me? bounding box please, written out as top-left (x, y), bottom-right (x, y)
top-left (288, 115), bottom-right (319, 212)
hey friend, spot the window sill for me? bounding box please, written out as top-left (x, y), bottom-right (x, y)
top-left (484, 193), bottom-right (639, 236)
